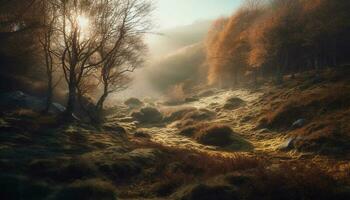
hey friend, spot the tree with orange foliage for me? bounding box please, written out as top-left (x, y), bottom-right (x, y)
top-left (206, 5), bottom-right (263, 87)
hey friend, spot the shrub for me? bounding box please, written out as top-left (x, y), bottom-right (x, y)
top-left (124, 98), bottom-right (143, 109)
top-left (131, 107), bottom-right (163, 124)
top-left (195, 125), bottom-right (234, 146)
top-left (223, 97), bottom-right (245, 110)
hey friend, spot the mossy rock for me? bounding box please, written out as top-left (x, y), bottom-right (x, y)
top-left (223, 97), bottom-right (245, 110)
top-left (131, 107), bottom-right (163, 124)
top-left (195, 125), bottom-right (253, 151)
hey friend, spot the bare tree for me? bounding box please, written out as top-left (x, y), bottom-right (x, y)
top-left (92, 0), bottom-right (152, 120)
top-left (49, 0), bottom-right (152, 119)
top-left (38, 0), bottom-right (62, 113)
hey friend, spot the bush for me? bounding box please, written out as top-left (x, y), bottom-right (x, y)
top-left (131, 107), bottom-right (163, 124)
top-left (124, 98), bottom-right (143, 109)
top-left (179, 124), bottom-right (252, 150)
top-left (163, 107), bottom-right (197, 122)
top-left (195, 125), bottom-right (234, 147)
top-left (223, 97), bottom-right (244, 110)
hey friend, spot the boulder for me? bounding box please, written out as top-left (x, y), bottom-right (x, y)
top-left (195, 125), bottom-right (234, 147)
top-left (194, 125), bottom-right (252, 150)
top-left (223, 97), bottom-right (245, 110)
top-left (0, 91), bottom-right (65, 114)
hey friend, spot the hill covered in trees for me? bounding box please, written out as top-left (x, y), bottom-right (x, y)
top-left (1, 0), bottom-right (350, 200)
top-left (206, 0), bottom-right (350, 87)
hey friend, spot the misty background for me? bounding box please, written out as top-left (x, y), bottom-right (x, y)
top-left (115, 0), bottom-right (242, 100)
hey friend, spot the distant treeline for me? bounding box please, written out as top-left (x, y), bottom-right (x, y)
top-left (206, 0), bottom-right (350, 87)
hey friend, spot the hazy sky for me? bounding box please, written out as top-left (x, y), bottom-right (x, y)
top-left (154, 0), bottom-right (242, 29)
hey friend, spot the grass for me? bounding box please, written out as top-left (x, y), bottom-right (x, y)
top-left (52, 179), bottom-right (117, 200)
top-left (0, 174), bottom-right (53, 200)
top-left (1, 69), bottom-right (350, 199)
top-left (258, 69), bottom-right (350, 154)
top-left (179, 160), bottom-right (350, 200)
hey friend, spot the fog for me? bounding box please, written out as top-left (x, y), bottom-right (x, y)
top-left (112, 20), bottom-right (211, 101)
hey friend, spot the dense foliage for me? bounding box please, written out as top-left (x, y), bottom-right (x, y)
top-left (206, 0), bottom-right (350, 86)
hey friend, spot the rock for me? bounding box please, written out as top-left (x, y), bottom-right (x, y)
top-left (0, 91), bottom-right (65, 114)
top-left (279, 136), bottom-right (305, 151)
top-left (0, 91), bottom-right (42, 110)
top-left (51, 102), bottom-right (66, 113)
top-left (195, 125), bottom-right (234, 147)
top-left (291, 119), bottom-right (306, 130)
top-left (195, 125), bottom-right (251, 150)
top-left (131, 107), bottom-right (163, 124)
top-left (124, 97), bottom-right (144, 109)
top-left (223, 97), bottom-right (245, 110)
top-left (278, 137), bottom-right (295, 151)
top-left (181, 184), bottom-right (238, 200)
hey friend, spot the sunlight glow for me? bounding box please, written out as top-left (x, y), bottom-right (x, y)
top-left (77, 15), bottom-right (89, 31)
top-left (76, 15), bottom-right (91, 40)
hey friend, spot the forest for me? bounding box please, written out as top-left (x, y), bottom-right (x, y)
top-left (0, 0), bottom-right (350, 200)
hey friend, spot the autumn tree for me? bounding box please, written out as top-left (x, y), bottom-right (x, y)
top-left (206, 4), bottom-right (263, 87)
top-left (209, 0), bottom-right (350, 87)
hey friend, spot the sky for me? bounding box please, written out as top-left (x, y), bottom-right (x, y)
top-left (154, 0), bottom-right (242, 29)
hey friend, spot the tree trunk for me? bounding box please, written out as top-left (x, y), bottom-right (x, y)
top-left (94, 85), bottom-right (109, 123)
top-left (44, 77), bottom-right (53, 113)
top-left (65, 70), bottom-right (76, 117)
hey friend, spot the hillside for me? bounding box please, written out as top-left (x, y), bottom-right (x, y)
top-left (1, 68), bottom-right (349, 200)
